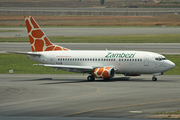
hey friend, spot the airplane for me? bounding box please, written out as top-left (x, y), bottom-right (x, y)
top-left (9, 16), bottom-right (175, 81)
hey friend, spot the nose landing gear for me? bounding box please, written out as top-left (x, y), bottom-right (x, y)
top-left (152, 72), bottom-right (163, 81)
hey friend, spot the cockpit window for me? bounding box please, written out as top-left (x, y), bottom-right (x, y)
top-left (155, 56), bottom-right (167, 61)
top-left (162, 57), bottom-right (167, 60)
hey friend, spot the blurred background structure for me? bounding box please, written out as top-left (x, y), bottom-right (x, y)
top-left (0, 0), bottom-right (180, 8)
top-left (0, 0), bottom-right (180, 26)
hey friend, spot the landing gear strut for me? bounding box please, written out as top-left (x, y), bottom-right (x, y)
top-left (87, 75), bottom-right (95, 81)
top-left (152, 72), bottom-right (163, 81)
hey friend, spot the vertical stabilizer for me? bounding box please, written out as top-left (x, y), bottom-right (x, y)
top-left (24, 16), bottom-right (70, 52)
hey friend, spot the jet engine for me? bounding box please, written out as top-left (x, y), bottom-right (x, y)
top-left (94, 67), bottom-right (115, 78)
top-left (124, 73), bottom-right (141, 76)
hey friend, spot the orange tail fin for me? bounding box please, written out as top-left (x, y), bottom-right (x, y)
top-left (24, 16), bottom-right (70, 52)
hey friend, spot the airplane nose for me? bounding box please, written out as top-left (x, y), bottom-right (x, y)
top-left (167, 60), bottom-right (175, 70)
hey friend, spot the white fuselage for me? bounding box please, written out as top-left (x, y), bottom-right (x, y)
top-left (28, 50), bottom-right (175, 74)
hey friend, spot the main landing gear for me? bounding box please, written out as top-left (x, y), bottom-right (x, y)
top-left (87, 75), bottom-right (95, 81)
top-left (152, 76), bottom-right (157, 81)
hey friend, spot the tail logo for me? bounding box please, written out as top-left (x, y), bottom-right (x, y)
top-left (25, 16), bottom-right (70, 52)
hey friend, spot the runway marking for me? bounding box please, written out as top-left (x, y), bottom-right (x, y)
top-left (130, 111), bottom-right (142, 113)
top-left (47, 83), bottom-right (100, 101)
top-left (101, 89), bottom-right (180, 95)
top-left (61, 99), bottom-right (180, 117)
top-left (0, 83), bottom-right (100, 110)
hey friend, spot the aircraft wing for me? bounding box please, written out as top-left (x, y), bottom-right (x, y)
top-left (36, 64), bottom-right (94, 73)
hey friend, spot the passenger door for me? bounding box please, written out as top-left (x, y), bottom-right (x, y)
top-left (50, 55), bottom-right (55, 65)
top-left (144, 55), bottom-right (149, 66)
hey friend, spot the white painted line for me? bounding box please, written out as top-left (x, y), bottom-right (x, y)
top-left (130, 111), bottom-right (142, 113)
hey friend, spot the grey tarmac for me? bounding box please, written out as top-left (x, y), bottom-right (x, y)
top-left (1, 27), bottom-right (180, 37)
top-left (0, 74), bottom-right (180, 119)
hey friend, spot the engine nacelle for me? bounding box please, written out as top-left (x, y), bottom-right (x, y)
top-left (94, 67), bottom-right (115, 78)
top-left (124, 73), bottom-right (141, 76)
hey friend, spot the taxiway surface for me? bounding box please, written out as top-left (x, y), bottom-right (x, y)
top-left (1, 27), bottom-right (180, 37)
top-left (0, 74), bottom-right (180, 118)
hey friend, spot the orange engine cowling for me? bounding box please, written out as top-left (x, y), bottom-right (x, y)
top-left (94, 67), bottom-right (115, 78)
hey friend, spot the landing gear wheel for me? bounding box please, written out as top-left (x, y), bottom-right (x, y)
top-left (87, 75), bottom-right (95, 81)
top-left (152, 77), bottom-right (157, 81)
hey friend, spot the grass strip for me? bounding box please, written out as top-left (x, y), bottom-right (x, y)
top-left (1, 34), bottom-right (180, 43)
top-left (151, 111), bottom-right (180, 119)
top-left (0, 53), bottom-right (75, 74)
top-left (155, 111), bottom-right (180, 115)
top-left (0, 54), bottom-right (179, 75)
top-left (165, 55), bottom-right (180, 75)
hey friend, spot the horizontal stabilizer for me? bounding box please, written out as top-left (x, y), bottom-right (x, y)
top-left (6, 51), bottom-right (41, 56)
